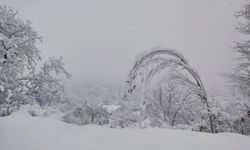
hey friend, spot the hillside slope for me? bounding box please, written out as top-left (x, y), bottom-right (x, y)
top-left (0, 110), bottom-right (249, 150)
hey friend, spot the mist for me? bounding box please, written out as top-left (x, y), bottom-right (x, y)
top-left (1, 0), bottom-right (245, 93)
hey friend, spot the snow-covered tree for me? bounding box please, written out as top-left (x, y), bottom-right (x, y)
top-left (223, 1), bottom-right (250, 134)
top-left (23, 57), bottom-right (71, 106)
top-left (0, 6), bottom-right (70, 115)
top-left (0, 6), bottom-right (41, 115)
top-left (124, 49), bottom-right (215, 132)
top-left (225, 2), bottom-right (250, 104)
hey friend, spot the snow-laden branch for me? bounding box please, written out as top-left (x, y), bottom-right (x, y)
top-left (124, 49), bottom-right (214, 132)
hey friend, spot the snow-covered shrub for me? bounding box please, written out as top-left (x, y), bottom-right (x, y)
top-left (207, 112), bottom-right (233, 133)
top-left (0, 103), bottom-right (18, 116)
top-left (63, 102), bottom-right (110, 125)
top-left (206, 96), bottom-right (250, 134)
top-left (192, 121), bottom-right (210, 132)
top-left (228, 101), bottom-right (250, 135)
top-left (143, 77), bottom-right (208, 129)
top-left (173, 124), bottom-right (193, 130)
top-left (204, 99), bottom-right (231, 133)
top-left (145, 82), bottom-right (184, 127)
top-left (0, 92), bottom-right (35, 116)
top-left (110, 102), bottom-right (145, 128)
top-left (27, 106), bottom-right (55, 117)
top-left (232, 110), bottom-right (250, 135)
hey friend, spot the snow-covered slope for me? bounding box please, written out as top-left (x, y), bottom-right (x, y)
top-left (0, 111), bottom-right (249, 150)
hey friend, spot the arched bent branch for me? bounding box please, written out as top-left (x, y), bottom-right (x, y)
top-left (124, 49), bottom-right (214, 133)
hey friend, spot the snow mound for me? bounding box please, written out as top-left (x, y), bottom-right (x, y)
top-left (0, 111), bottom-right (250, 150)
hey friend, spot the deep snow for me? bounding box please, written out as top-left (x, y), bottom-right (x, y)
top-left (0, 109), bottom-right (249, 150)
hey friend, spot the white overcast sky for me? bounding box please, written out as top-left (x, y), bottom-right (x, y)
top-left (0, 0), bottom-right (246, 92)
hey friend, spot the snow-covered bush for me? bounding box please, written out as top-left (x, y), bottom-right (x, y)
top-left (209, 112), bottom-right (233, 133)
top-left (63, 102), bottom-right (110, 125)
top-left (144, 78), bottom-right (204, 127)
top-left (204, 96), bottom-right (250, 134)
top-left (192, 121), bottom-right (210, 132)
top-left (0, 103), bottom-right (18, 116)
top-left (232, 110), bottom-right (250, 135)
top-left (26, 104), bottom-right (57, 117)
top-left (225, 99), bottom-right (250, 135)
top-left (110, 102), bottom-right (145, 128)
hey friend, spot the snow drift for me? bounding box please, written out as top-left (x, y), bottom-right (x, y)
top-left (0, 110), bottom-right (250, 150)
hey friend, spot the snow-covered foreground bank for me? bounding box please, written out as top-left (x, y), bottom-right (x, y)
top-left (0, 111), bottom-right (250, 150)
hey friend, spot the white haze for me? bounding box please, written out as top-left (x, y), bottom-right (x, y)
top-left (1, 0), bottom-right (245, 94)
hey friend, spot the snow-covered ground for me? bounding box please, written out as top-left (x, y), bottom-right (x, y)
top-left (0, 109), bottom-right (249, 150)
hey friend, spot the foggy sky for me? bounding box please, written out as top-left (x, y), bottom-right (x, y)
top-left (1, 0), bottom-right (245, 93)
